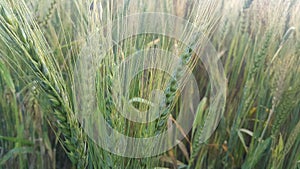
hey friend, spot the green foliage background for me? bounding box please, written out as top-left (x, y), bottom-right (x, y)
top-left (0, 0), bottom-right (300, 168)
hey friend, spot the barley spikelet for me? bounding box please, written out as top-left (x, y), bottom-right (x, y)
top-left (250, 31), bottom-right (272, 78)
top-left (155, 47), bottom-right (193, 133)
top-left (37, 0), bottom-right (57, 27)
top-left (240, 0), bottom-right (253, 34)
top-left (188, 119), bottom-right (203, 169)
top-left (283, 119), bottom-right (300, 156)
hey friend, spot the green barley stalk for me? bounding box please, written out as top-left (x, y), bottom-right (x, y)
top-left (271, 85), bottom-right (300, 135)
top-left (0, 2), bottom-right (87, 168)
top-left (260, 55), bottom-right (292, 140)
top-left (227, 30), bottom-right (272, 158)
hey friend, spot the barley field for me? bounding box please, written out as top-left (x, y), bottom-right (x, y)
top-left (0, 0), bottom-right (300, 169)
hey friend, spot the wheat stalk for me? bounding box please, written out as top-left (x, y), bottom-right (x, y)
top-left (0, 2), bottom-right (87, 168)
